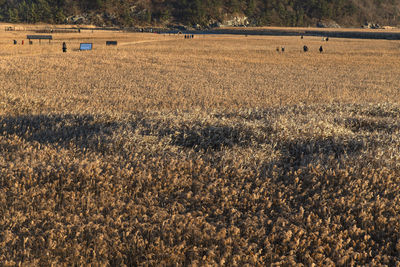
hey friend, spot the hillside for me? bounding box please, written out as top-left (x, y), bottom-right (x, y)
top-left (0, 0), bottom-right (399, 28)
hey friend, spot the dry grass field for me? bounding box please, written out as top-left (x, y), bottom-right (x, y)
top-left (1, 25), bottom-right (400, 265)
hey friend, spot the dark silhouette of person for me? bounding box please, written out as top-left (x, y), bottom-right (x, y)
top-left (325, 37), bottom-right (329, 41)
top-left (319, 46), bottom-right (323, 53)
top-left (62, 42), bottom-right (67, 53)
top-left (13, 40), bottom-right (17, 45)
top-left (303, 45), bottom-right (308, 52)
top-left (301, 35), bottom-right (304, 39)
top-left (281, 47), bottom-right (285, 52)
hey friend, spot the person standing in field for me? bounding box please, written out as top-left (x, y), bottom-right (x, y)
top-left (62, 42), bottom-right (67, 53)
top-left (319, 46), bottom-right (323, 53)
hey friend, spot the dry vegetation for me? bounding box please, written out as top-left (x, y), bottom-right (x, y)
top-left (1, 26), bottom-right (400, 265)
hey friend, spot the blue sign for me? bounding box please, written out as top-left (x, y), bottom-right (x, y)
top-left (80, 43), bottom-right (93, 51)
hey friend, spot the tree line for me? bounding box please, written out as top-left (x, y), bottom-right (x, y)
top-left (0, 0), bottom-right (398, 27)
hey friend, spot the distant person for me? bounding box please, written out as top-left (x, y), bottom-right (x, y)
top-left (281, 47), bottom-right (285, 52)
top-left (303, 45), bottom-right (308, 52)
top-left (192, 34), bottom-right (194, 39)
top-left (13, 40), bottom-right (17, 45)
top-left (319, 46), bottom-right (323, 53)
top-left (22, 40), bottom-right (24, 45)
top-left (276, 47), bottom-right (280, 52)
top-left (62, 42), bottom-right (67, 53)
top-left (301, 35), bottom-right (303, 39)
top-left (325, 37), bottom-right (329, 41)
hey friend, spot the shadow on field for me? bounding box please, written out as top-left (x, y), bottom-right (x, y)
top-left (170, 125), bottom-right (250, 150)
top-left (355, 105), bottom-right (400, 118)
top-left (164, 124), bottom-right (271, 151)
top-left (0, 114), bottom-right (272, 153)
top-left (0, 113), bottom-right (373, 163)
top-left (0, 114), bottom-right (118, 152)
top-left (270, 137), bottom-right (366, 211)
top-left (340, 117), bottom-right (400, 134)
top-left (278, 137), bottom-right (364, 171)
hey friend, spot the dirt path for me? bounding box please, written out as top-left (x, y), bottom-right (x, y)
top-left (119, 38), bottom-right (178, 46)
